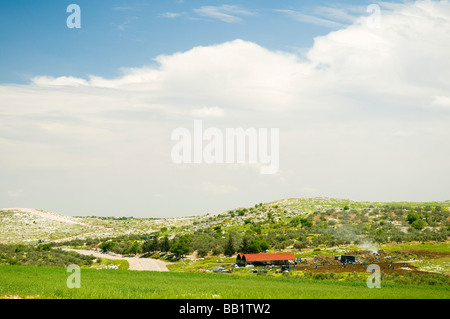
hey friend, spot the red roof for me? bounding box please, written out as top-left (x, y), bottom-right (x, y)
top-left (237, 253), bottom-right (295, 262)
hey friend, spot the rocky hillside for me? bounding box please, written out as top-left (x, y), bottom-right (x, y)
top-left (1, 198), bottom-right (449, 245)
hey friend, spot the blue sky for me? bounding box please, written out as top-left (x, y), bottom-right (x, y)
top-left (1, 1), bottom-right (449, 217)
top-left (1, 0), bottom-right (379, 84)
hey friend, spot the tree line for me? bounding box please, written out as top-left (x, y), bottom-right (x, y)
top-left (50, 203), bottom-right (449, 259)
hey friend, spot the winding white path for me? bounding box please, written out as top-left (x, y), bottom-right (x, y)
top-left (65, 249), bottom-right (170, 271)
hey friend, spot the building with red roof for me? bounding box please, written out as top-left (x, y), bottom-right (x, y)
top-left (236, 253), bottom-right (295, 266)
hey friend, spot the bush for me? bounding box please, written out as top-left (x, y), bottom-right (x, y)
top-left (383, 272), bottom-right (450, 286)
top-left (248, 237), bottom-right (270, 253)
top-left (411, 219), bottom-right (426, 230)
top-left (197, 247), bottom-right (209, 257)
top-left (100, 241), bottom-right (116, 253)
top-left (124, 242), bottom-right (141, 255)
top-left (300, 218), bottom-right (313, 228)
top-left (294, 240), bottom-right (308, 250)
top-left (0, 244), bottom-right (95, 267)
top-left (406, 213), bottom-right (420, 224)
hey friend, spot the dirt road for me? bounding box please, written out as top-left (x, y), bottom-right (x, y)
top-left (66, 249), bottom-right (170, 272)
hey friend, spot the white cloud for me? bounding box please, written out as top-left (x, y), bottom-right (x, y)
top-left (31, 76), bottom-right (89, 87)
top-left (27, 40), bottom-right (303, 112)
top-left (275, 9), bottom-right (344, 29)
top-left (193, 5), bottom-right (255, 23)
top-left (313, 6), bottom-right (359, 23)
top-left (115, 16), bottom-right (139, 31)
top-left (278, 4), bottom-right (384, 28)
top-left (159, 12), bottom-right (186, 19)
top-left (301, 1), bottom-right (450, 108)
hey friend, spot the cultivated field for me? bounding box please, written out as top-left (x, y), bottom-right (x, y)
top-left (0, 265), bottom-right (449, 299)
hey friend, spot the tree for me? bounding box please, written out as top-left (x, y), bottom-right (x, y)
top-left (170, 241), bottom-right (189, 258)
top-left (248, 237), bottom-right (270, 253)
top-left (211, 244), bottom-right (223, 256)
top-left (240, 236), bottom-right (251, 254)
top-left (170, 235), bottom-right (191, 258)
top-left (100, 241), bottom-right (116, 253)
top-left (300, 218), bottom-right (313, 228)
top-left (150, 237), bottom-right (159, 252)
top-left (161, 236), bottom-right (171, 252)
top-left (127, 242), bottom-right (141, 255)
top-left (142, 240), bottom-right (153, 254)
top-left (192, 235), bottom-right (211, 257)
top-left (224, 235), bottom-right (235, 256)
top-left (197, 245), bottom-right (210, 257)
top-left (294, 240), bottom-right (308, 250)
top-left (406, 213), bottom-right (420, 224)
top-left (142, 237), bottom-right (159, 254)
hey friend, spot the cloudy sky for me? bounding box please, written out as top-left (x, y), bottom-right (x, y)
top-left (1, 0), bottom-right (449, 217)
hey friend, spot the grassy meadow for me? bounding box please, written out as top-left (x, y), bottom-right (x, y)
top-left (0, 265), bottom-right (449, 299)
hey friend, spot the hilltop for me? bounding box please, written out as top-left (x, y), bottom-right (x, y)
top-left (0, 207), bottom-right (192, 244)
top-left (1, 197), bottom-right (449, 246)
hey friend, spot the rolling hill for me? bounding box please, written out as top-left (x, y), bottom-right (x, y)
top-left (1, 197), bottom-right (449, 245)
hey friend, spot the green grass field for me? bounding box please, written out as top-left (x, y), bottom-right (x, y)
top-left (379, 242), bottom-right (450, 252)
top-left (0, 265), bottom-right (448, 299)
